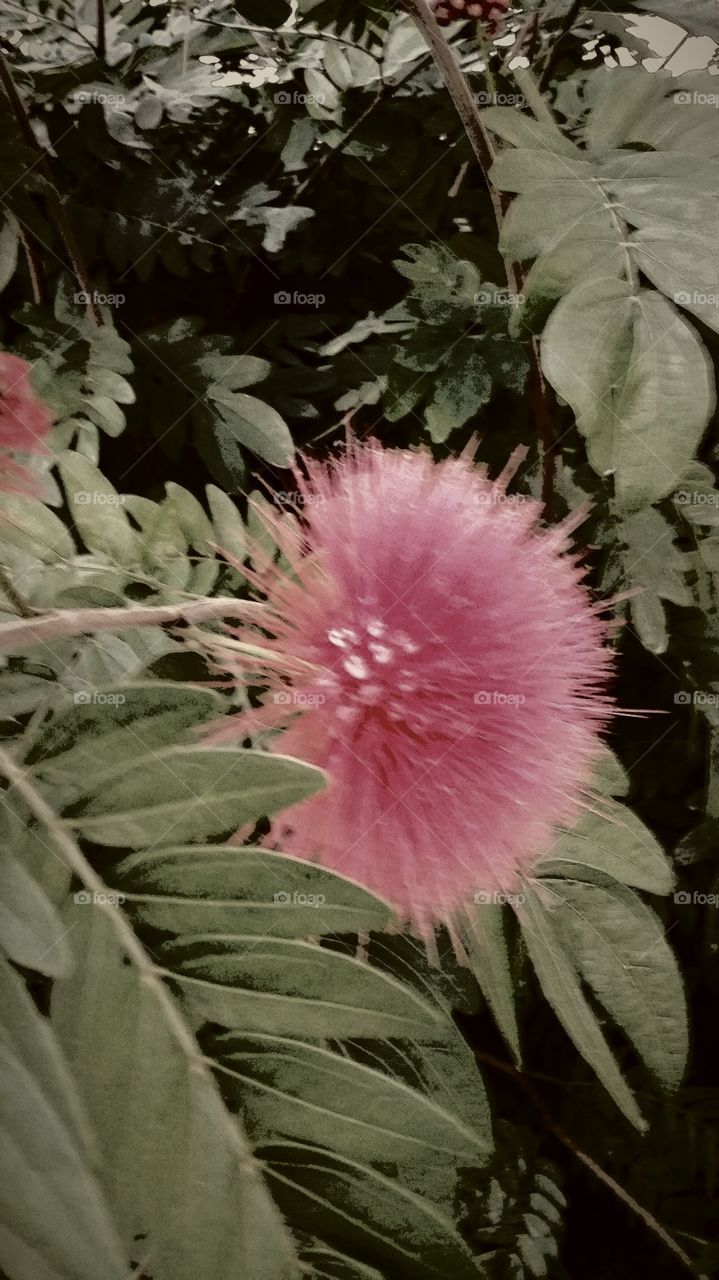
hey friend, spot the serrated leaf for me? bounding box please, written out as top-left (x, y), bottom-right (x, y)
top-left (50, 901), bottom-right (300, 1279)
top-left (66, 746), bottom-right (325, 846)
top-left (425, 350), bottom-right (492, 442)
top-left (28, 682), bottom-right (221, 802)
top-left (537, 798), bottom-right (673, 894)
top-left (461, 902), bottom-right (521, 1063)
top-left (0, 957), bottom-right (127, 1280)
top-left (164, 933), bottom-right (449, 1041)
top-left (206, 484), bottom-right (246, 562)
top-left (112, 845), bottom-right (393, 937)
top-left (517, 884), bottom-right (645, 1130)
top-left (211, 391), bottom-right (294, 467)
top-left (214, 1032), bottom-right (489, 1164)
top-left (0, 217), bottom-right (19, 292)
top-left (541, 280), bottom-right (713, 509)
top-left (58, 451), bottom-right (140, 565)
top-left (262, 1142), bottom-right (482, 1279)
top-left (0, 845), bottom-right (72, 977)
top-left (538, 873), bottom-right (687, 1088)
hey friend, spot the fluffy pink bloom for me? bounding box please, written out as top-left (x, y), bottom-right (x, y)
top-left (222, 440), bottom-right (613, 940)
top-left (0, 352), bottom-right (54, 497)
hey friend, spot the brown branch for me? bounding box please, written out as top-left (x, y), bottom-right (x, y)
top-left (13, 215), bottom-right (46, 305)
top-left (474, 1049), bottom-right (708, 1280)
top-left (400, 0), bottom-right (556, 518)
top-left (96, 0), bottom-right (106, 60)
top-left (0, 597), bottom-right (267, 656)
top-left (0, 53), bottom-right (103, 326)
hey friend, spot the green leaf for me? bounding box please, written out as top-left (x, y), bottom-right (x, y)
top-left (66, 746), bottom-right (326, 846)
top-left (517, 884), bottom-right (645, 1130)
top-left (481, 108), bottom-right (582, 159)
top-left (206, 484), bottom-right (247, 563)
top-left (0, 845), bottom-right (72, 977)
top-left (210, 391), bottom-right (294, 466)
top-left (28, 682), bottom-right (221, 802)
top-left (164, 934), bottom-right (449, 1041)
top-left (538, 873), bottom-right (688, 1088)
top-left (214, 1032), bottom-right (489, 1164)
top-left (112, 845), bottom-right (394, 938)
top-left (262, 1142), bottom-right (483, 1279)
top-left (0, 493), bottom-right (75, 563)
top-left (0, 957), bottom-right (127, 1280)
top-left (425, 350), bottom-right (492, 442)
top-left (0, 217), bottom-right (19, 292)
top-left (51, 901), bottom-right (300, 1279)
top-left (541, 281), bottom-right (713, 509)
top-left (537, 798), bottom-right (673, 895)
top-left (461, 902), bottom-right (521, 1064)
top-left (58, 451), bottom-right (140, 565)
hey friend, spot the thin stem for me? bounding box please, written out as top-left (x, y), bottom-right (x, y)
top-left (13, 214), bottom-right (45, 304)
top-left (96, 0), bottom-right (106, 60)
top-left (401, 0), bottom-right (556, 518)
top-left (189, 16), bottom-right (384, 67)
top-left (539, 0), bottom-right (585, 91)
top-left (0, 596), bottom-right (267, 656)
top-left (0, 748), bottom-right (260, 1166)
top-left (0, 53), bottom-right (103, 326)
top-left (474, 1049), bottom-right (708, 1280)
top-left (0, 564), bottom-right (37, 617)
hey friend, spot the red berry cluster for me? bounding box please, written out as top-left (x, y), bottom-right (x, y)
top-left (431, 0), bottom-right (509, 32)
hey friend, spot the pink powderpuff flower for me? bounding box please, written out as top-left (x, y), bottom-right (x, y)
top-left (218, 439), bottom-right (614, 946)
top-left (0, 352), bottom-right (54, 498)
